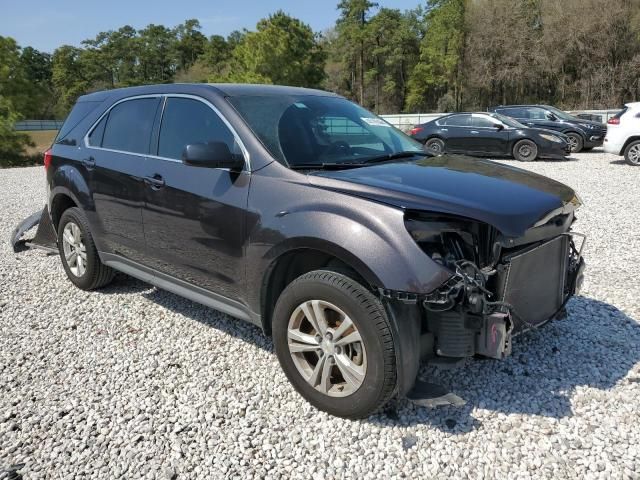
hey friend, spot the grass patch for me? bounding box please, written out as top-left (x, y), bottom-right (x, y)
top-left (25, 130), bottom-right (58, 156)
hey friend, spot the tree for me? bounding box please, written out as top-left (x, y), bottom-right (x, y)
top-left (52, 45), bottom-right (91, 117)
top-left (0, 96), bottom-right (33, 167)
top-left (174, 19), bottom-right (207, 72)
top-left (405, 0), bottom-right (466, 112)
top-left (335, 0), bottom-right (378, 105)
top-left (223, 11), bottom-right (325, 87)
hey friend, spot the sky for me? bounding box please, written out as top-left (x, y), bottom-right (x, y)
top-left (1, 0), bottom-right (423, 53)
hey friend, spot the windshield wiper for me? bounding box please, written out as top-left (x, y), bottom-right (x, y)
top-left (288, 162), bottom-right (367, 170)
top-left (360, 150), bottom-right (429, 164)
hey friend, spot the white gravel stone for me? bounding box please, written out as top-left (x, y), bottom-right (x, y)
top-left (0, 150), bottom-right (639, 479)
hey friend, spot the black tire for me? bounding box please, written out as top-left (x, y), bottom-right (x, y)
top-left (512, 139), bottom-right (539, 161)
top-left (425, 137), bottom-right (445, 155)
top-left (57, 207), bottom-right (115, 290)
top-left (566, 132), bottom-right (584, 153)
top-left (581, 147), bottom-right (594, 152)
top-left (623, 140), bottom-right (640, 166)
top-left (272, 270), bottom-right (397, 419)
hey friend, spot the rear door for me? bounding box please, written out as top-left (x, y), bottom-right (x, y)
top-left (85, 96), bottom-right (161, 263)
top-left (141, 95), bottom-right (250, 301)
top-left (441, 114), bottom-right (473, 152)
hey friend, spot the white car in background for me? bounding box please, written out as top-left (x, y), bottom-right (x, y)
top-left (604, 102), bottom-right (640, 165)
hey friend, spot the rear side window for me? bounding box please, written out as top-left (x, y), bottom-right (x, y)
top-left (499, 107), bottom-right (527, 118)
top-left (443, 115), bottom-right (471, 127)
top-left (158, 97), bottom-right (237, 160)
top-left (102, 98), bottom-right (160, 154)
top-left (56, 101), bottom-right (102, 142)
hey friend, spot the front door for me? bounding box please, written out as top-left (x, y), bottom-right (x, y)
top-left (469, 114), bottom-right (510, 155)
top-left (141, 96), bottom-right (250, 301)
top-left (85, 96), bottom-right (161, 263)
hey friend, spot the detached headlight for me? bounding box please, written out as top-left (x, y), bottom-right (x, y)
top-left (540, 133), bottom-right (564, 143)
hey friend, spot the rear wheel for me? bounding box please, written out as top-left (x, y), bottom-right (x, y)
top-left (58, 207), bottom-right (115, 290)
top-left (624, 140), bottom-right (640, 166)
top-left (272, 270), bottom-right (397, 419)
top-left (566, 132), bottom-right (584, 153)
top-left (513, 139), bottom-right (539, 161)
top-left (425, 137), bottom-right (445, 155)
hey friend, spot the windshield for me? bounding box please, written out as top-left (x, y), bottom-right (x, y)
top-left (227, 94), bottom-right (424, 167)
top-left (545, 106), bottom-right (577, 121)
top-left (491, 112), bottom-right (527, 129)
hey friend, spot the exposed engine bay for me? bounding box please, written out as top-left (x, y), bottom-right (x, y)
top-left (403, 211), bottom-right (586, 360)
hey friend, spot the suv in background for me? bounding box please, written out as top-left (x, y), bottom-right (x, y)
top-left (15, 83), bottom-right (585, 418)
top-left (489, 105), bottom-right (607, 153)
top-left (603, 102), bottom-right (640, 166)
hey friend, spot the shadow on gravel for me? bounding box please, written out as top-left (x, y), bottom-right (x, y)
top-left (374, 296), bottom-right (640, 433)
top-left (140, 287), bottom-right (273, 352)
top-left (100, 281), bottom-right (639, 434)
top-left (609, 159), bottom-right (630, 166)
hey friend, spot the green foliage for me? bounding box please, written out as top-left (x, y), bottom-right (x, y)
top-left (406, 0), bottom-right (466, 112)
top-left (218, 11), bottom-right (325, 87)
top-left (0, 96), bottom-right (35, 168)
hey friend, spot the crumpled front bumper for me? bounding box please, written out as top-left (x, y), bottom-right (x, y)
top-left (10, 205), bottom-right (58, 254)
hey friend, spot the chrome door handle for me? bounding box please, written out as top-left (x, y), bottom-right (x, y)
top-left (144, 175), bottom-right (165, 189)
top-left (471, 130), bottom-right (479, 134)
top-left (82, 157), bottom-right (96, 169)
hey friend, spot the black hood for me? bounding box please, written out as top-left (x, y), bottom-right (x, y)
top-left (308, 155), bottom-right (580, 238)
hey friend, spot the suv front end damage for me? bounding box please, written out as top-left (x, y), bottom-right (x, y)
top-left (404, 211), bottom-right (585, 361)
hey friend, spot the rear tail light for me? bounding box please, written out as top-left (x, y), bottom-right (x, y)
top-left (608, 118), bottom-right (620, 125)
top-left (409, 126), bottom-right (424, 136)
top-left (43, 148), bottom-right (52, 170)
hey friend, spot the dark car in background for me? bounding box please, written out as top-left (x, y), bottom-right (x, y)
top-left (488, 105), bottom-right (607, 152)
top-left (409, 112), bottom-right (571, 161)
top-left (13, 84), bottom-right (585, 419)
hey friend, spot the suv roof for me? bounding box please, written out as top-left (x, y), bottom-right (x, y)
top-left (78, 83), bottom-right (339, 102)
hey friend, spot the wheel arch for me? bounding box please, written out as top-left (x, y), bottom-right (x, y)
top-left (621, 136), bottom-right (640, 156)
top-left (259, 240), bottom-right (383, 335)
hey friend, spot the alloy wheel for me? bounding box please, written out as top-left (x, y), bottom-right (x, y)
top-left (287, 299), bottom-right (367, 397)
top-left (627, 144), bottom-right (640, 165)
top-left (62, 221), bottom-right (87, 277)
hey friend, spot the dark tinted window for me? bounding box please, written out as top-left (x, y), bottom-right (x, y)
top-left (56, 100), bottom-right (102, 142)
top-left (158, 97), bottom-right (236, 161)
top-left (443, 115), bottom-right (471, 127)
top-left (88, 115), bottom-right (107, 147)
top-left (526, 107), bottom-right (549, 120)
top-left (102, 98), bottom-right (159, 154)
top-left (612, 107), bottom-right (628, 120)
top-left (499, 107), bottom-right (527, 118)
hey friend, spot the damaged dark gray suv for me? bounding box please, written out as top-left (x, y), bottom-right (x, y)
top-left (13, 84), bottom-right (585, 419)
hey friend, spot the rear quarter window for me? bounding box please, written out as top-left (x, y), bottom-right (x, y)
top-left (56, 101), bottom-right (103, 142)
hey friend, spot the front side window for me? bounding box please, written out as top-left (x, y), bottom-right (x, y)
top-left (471, 115), bottom-right (498, 128)
top-left (102, 98), bottom-right (160, 154)
top-left (158, 97), bottom-right (239, 161)
top-left (227, 95), bottom-right (422, 167)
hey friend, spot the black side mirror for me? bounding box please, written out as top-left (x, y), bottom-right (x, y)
top-left (494, 123), bottom-right (504, 131)
top-left (546, 112), bottom-right (557, 121)
top-left (182, 142), bottom-right (244, 170)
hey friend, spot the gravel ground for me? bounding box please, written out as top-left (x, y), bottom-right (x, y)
top-left (1, 150), bottom-right (639, 479)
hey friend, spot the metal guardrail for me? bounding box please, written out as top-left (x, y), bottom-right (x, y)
top-left (14, 120), bottom-right (64, 131)
top-left (381, 109), bottom-right (622, 131)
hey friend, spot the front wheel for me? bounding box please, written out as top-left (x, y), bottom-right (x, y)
top-left (513, 139), bottom-right (539, 161)
top-left (566, 132), bottom-right (584, 153)
top-left (272, 271), bottom-right (397, 419)
top-left (624, 140), bottom-right (640, 166)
